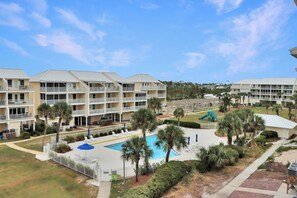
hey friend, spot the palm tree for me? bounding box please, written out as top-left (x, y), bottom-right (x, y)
top-left (290, 94), bottom-right (297, 121)
top-left (53, 102), bottom-right (73, 143)
top-left (155, 125), bottom-right (187, 162)
top-left (236, 109), bottom-right (254, 139)
top-left (222, 93), bottom-right (232, 112)
top-left (148, 97), bottom-right (162, 114)
top-left (250, 115), bottom-right (265, 140)
top-left (131, 108), bottom-right (157, 175)
top-left (247, 92), bottom-right (252, 105)
top-left (173, 107), bottom-right (185, 126)
top-left (121, 137), bottom-right (150, 182)
top-left (277, 92), bottom-right (284, 106)
top-left (232, 113), bottom-right (243, 145)
top-left (218, 113), bottom-right (233, 145)
top-left (272, 104), bottom-right (282, 116)
top-left (262, 101), bottom-right (271, 114)
top-left (37, 103), bottom-right (53, 147)
top-left (286, 102), bottom-right (294, 120)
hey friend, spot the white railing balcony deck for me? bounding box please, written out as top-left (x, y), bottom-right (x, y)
top-left (8, 99), bottom-right (33, 105)
top-left (123, 87), bottom-right (135, 91)
top-left (0, 100), bottom-right (6, 106)
top-left (135, 96), bottom-right (146, 101)
top-left (158, 94), bottom-right (166, 98)
top-left (68, 87), bottom-right (84, 92)
top-left (135, 106), bottom-right (146, 110)
top-left (68, 98), bottom-right (85, 104)
top-left (73, 110), bottom-right (85, 115)
top-left (41, 99), bottom-right (67, 105)
top-left (106, 97), bottom-right (119, 102)
top-left (147, 94), bottom-right (157, 99)
top-left (40, 87), bottom-right (67, 92)
top-left (89, 87), bottom-right (105, 92)
top-left (106, 107), bottom-right (118, 113)
top-left (106, 87), bottom-right (120, 92)
top-left (89, 109), bottom-right (104, 114)
top-left (9, 113), bottom-right (34, 120)
top-left (142, 86), bottom-right (158, 90)
top-left (89, 98), bottom-right (105, 103)
top-left (8, 85), bottom-right (33, 91)
top-left (158, 85), bottom-right (166, 90)
top-left (122, 106), bottom-right (134, 111)
top-left (123, 97), bottom-right (134, 101)
top-left (0, 115), bottom-right (7, 121)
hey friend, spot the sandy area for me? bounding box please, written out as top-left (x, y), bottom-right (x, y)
top-left (275, 150), bottom-right (297, 164)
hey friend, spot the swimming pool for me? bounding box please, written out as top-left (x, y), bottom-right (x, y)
top-left (105, 135), bottom-right (178, 160)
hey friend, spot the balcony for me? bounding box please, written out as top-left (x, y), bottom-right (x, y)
top-left (122, 106), bottom-right (134, 111)
top-left (68, 86), bottom-right (84, 92)
top-left (89, 109), bottom-right (104, 115)
top-left (106, 87), bottom-right (120, 92)
top-left (158, 94), bottom-right (166, 98)
top-left (142, 86), bottom-right (158, 90)
top-left (41, 99), bottom-right (67, 105)
top-left (68, 98), bottom-right (85, 104)
top-left (106, 107), bottom-right (118, 113)
top-left (123, 87), bottom-right (134, 91)
top-left (0, 115), bottom-right (7, 121)
top-left (89, 98), bottom-right (104, 103)
top-left (135, 105), bottom-right (146, 110)
top-left (8, 99), bottom-right (33, 106)
top-left (106, 97), bottom-right (119, 102)
top-left (40, 87), bottom-right (66, 92)
top-left (123, 97), bottom-right (134, 102)
top-left (0, 100), bottom-right (5, 106)
top-left (147, 94), bottom-right (157, 99)
top-left (158, 85), bottom-right (166, 90)
top-left (135, 96), bottom-right (146, 101)
top-left (89, 87), bottom-right (105, 92)
top-left (73, 110), bottom-right (85, 115)
top-left (8, 85), bottom-right (33, 91)
top-left (9, 113), bottom-right (34, 120)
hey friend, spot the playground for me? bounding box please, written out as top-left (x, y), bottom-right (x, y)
top-left (198, 110), bottom-right (218, 122)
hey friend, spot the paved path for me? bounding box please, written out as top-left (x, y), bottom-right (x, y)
top-left (97, 182), bottom-right (111, 198)
top-left (212, 141), bottom-right (283, 198)
top-left (4, 142), bottom-right (42, 155)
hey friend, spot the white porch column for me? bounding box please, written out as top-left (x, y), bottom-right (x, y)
top-left (33, 120), bottom-right (36, 131)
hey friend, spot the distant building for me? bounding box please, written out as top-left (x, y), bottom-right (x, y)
top-left (204, 94), bottom-right (217, 99)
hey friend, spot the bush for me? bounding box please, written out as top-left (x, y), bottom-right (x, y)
top-left (65, 128), bottom-right (73, 132)
top-left (224, 145), bottom-right (245, 158)
top-left (255, 135), bottom-right (266, 146)
top-left (47, 126), bottom-right (57, 134)
top-left (56, 144), bottom-right (72, 153)
top-left (94, 134), bottom-right (99, 138)
top-left (64, 135), bottom-right (76, 143)
top-left (261, 130), bottom-right (278, 139)
top-left (76, 134), bottom-right (84, 141)
top-left (124, 161), bottom-right (191, 198)
top-left (20, 131), bottom-right (31, 139)
top-left (35, 121), bottom-right (45, 132)
top-left (219, 105), bottom-right (226, 113)
top-left (223, 148), bottom-right (239, 165)
top-left (108, 131), bottom-right (113, 135)
top-left (29, 130), bottom-right (40, 137)
top-left (164, 120), bottom-right (200, 129)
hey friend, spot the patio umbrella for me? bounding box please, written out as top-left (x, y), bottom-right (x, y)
top-left (87, 128), bottom-right (91, 138)
top-left (188, 136), bottom-right (190, 145)
top-left (196, 133), bottom-right (198, 142)
top-left (77, 143), bottom-right (94, 159)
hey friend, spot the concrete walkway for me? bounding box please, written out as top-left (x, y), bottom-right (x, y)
top-left (212, 141), bottom-right (283, 198)
top-left (97, 182), bottom-right (111, 198)
top-left (4, 142), bottom-right (42, 155)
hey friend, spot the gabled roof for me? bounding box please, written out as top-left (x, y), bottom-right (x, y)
top-left (70, 71), bottom-right (112, 83)
top-left (103, 72), bottom-right (133, 83)
top-left (233, 78), bottom-right (297, 85)
top-left (0, 68), bottom-right (29, 79)
top-left (256, 114), bottom-right (297, 129)
top-left (127, 74), bottom-right (160, 83)
top-left (290, 47), bottom-right (297, 58)
top-left (30, 70), bottom-right (80, 82)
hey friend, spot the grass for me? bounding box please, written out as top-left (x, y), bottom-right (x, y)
top-left (16, 136), bottom-right (52, 152)
top-left (110, 179), bottom-right (131, 198)
top-left (0, 137), bottom-right (22, 143)
top-left (0, 145), bottom-right (98, 198)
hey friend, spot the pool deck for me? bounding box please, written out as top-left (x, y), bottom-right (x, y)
top-left (65, 125), bottom-right (226, 177)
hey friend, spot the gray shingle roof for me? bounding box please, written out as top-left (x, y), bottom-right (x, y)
top-left (30, 70), bottom-right (80, 82)
top-left (256, 114), bottom-right (297, 129)
top-left (0, 68), bottom-right (29, 79)
top-left (233, 78), bottom-right (297, 85)
top-left (127, 74), bottom-right (160, 83)
top-left (70, 71), bottom-right (112, 83)
top-left (103, 72), bottom-right (133, 83)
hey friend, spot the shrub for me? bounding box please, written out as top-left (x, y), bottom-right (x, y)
top-left (124, 161), bottom-right (191, 198)
top-left (94, 134), bottom-right (99, 138)
top-left (108, 131), bottom-right (113, 135)
top-left (47, 126), bottom-right (57, 134)
top-left (35, 121), bottom-right (45, 132)
top-left (116, 129), bottom-right (121, 134)
top-left (224, 145), bottom-right (245, 158)
top-left (223, 148), bottom-right (239, 165)
top-left (64, 135), bottom-right (76, 143)
top-left (20, 131), bottom-right (31, 139)
top-left (261, 130), bottom-right (278, 139)
top-left (29, 130), bottom-right (40, 137)
top-left (65, 128), bottom-right (73, 132)
top-left (56, 144), bottom-right (72, 153)
top-left (164, 120), bottom-right (200, 129)
top-left (76, 134), bottom-right (84, 141)
top-left (255, 135), bottom-right (266, 147)
top-left (219, 105), bottom-right (226, 112)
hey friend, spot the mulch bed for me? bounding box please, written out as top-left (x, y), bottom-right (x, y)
top-left (229, 191), bottom-right (274, 198)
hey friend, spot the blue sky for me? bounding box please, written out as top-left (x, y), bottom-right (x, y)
top-left (0, 0), bottom-right (297, 83)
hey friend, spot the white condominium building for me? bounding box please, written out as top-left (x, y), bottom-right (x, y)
top-left (231, 78), bottom-right (297, 104)
top-left (0, 68), bottom-right (35, 136)
top-left (30, 70), bottom-right (166, 127)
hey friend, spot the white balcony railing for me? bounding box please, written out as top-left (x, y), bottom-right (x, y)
top-left (9, 113), bottom-right (34, 120)
top-left (123, 106), bottom-right (134, 111)
top-left (89, 98), bottom-right (105, 103)
top-left (68, 87), bottom-right (84, 92)
top-left (73, 110), bottom-right (85, 115)
top-left (106, 107), bottom-right (118, 113)
top-left (106, 87), bottom-right (120, 92)
top-left (0, 100), bottom-right (6, 106)
top-left (142, 86), bottom-right (158, 90)
top-left (41, 99), bottom-right (67, 105)
top-left (40, 87), bottom-right (67, 92)
top-left (8, 85), bottom-right (33, 91)
top-left (8, 99), bottom-right (33, 105)
top-left (123, 97), bottom-right (134, 101)
top-left (0, 115), bottom-right (7, 120)
top-left (123, 87), bottom-right (134, 91)
top-left (68, 98), bottom-right (85, 104)
top-left (135, 106), bottom-right (146, 110)
top-left (106, 97), bottom-right (118, 102)
top-left (158, 85), bottom-right (166, 90)
top-left (89, 87), bottom-right (105, 92)
top-left (89, 109), bottom-right (104, 114)
top-left (147, 94), bottom-right (157, 99)
top-left (135, 97), bottom-right (146, 101)
top-left (158, 94), bottom-right (166, 98)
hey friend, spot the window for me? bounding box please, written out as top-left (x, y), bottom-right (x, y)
top-left (20, 80), bottom-right (24, 86)
top-left (8, 94), bottom-right (12, 100)
top-left (20, 94), bottom-right (24, 100)
top-left (73, 106), bottom-right (76, 111)
top-left (8, 80), bottom-right (12, 87)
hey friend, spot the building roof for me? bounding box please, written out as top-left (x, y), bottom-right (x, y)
top-left (30, 70), bottom-right (80, 82)
top-left (127, 74), bottom-right (160, 83)
top-left (0, 68), bottom-right (29, 79)
top-left (70, 71), bottom-right (112, 83)
top-left (256, 114), bottom-right (297, 129)
top-left (233, 78), bottom-right (297, 85)
top-left (290, 47), bottom-right (297, 58)
top-left (103, 72), bottom-right (133, 83)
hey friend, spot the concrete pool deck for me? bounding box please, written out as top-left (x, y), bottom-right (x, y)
top-left (64, 125), bottom-right (226, 177)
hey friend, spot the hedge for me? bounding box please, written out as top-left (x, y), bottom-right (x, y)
top-left (261, 130), bottom-right (278, 139)
top-left (164, 120), bottom-right (200, 129)
top-left (123, 161), bottom-right (191, 198)
top-left (224, 145), bottom-right (245, 158)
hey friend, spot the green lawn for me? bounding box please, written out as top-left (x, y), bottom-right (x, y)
top-left (0, 145), bottom-right (98, 198)
top-left (16, 136), bottom-right (51, 152)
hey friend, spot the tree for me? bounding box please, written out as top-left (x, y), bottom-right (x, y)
top-left (272, 104), bottom-right (282, 116)
top-left (37, 103), bottom-right (53, 147)
top-left (222, 93), bottom-right (232, 112)
top-left (286, 102), bottom-right (294, 120)
top-left (218, 113), bottom-right (242, 145)
top-left (262, 101), bottom-right (271, 114)
top-left (122, 137), bottom-right (151, 182)
top-left (173, 107), bottom-right (185, 126)
top-left (247, 92), bottom-right (252, 105)
top-left (155, 125), bottom-right (187, 162)
top-left (277, 92), bottom-right (284, 106)
top-left (235, 109), bottom-right (254, 139)
top-left (250, 115), bottom-right (265, 140)
top-left (131, 109), bottom-right (157, 175)
top-left (147, 97), bottom-right (161, 114)
top-left (53, 102), bottom-right (73, 143)
top-left (290, 94), bottom-right (297, 121)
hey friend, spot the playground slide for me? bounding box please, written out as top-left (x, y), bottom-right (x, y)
top-left (199, 114), bottom-right (208, 120)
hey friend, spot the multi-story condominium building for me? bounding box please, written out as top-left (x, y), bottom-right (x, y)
top-left (30, 70), bottom-right (166, 127)
top-left (231, 78), bottom-right (297, 104)
top-left (0, 68), bottom-right (35, 136)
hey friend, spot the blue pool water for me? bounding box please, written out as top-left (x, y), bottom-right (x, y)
top-left (105, 135), bottom-right (178, 160)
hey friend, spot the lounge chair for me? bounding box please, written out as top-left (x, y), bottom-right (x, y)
top-left (112, 132), bottom-right (119, 137)
top-left (121, 130), bottom-right (127, 135)
top-left (84, 136), bottom-right (91, 143)
top-left (125, 129), bottom-right (130, 133)
top-left (90, 135), bottom-right (96, 142)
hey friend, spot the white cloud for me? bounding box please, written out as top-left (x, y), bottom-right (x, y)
top-left (31, 12), bottom-right (51, 28)
top-left (56, 8), bottom-right (105, 41)
top-left (184, 52), bottom-right (206, 68)
top-left (0, 38), bottom-right (30, 57)
top-left (96, 31), bottom-right (106, 42)
top-left (216, 0), bottom-right (292, 73)
top-left (0, 2), bottom-right (28, 30)
top-left (27, 0), bottom-right (47, 14)
top-left (140, 3), bottom-right (160, 10)
top-left (94, 49), bottom-right (131, 67)
top-left (34, 31), bottom-right (90, 64)
top-left (206, 0), bottom-right (243, 13)
top-left (96, 13), bottom-right (108, 25)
